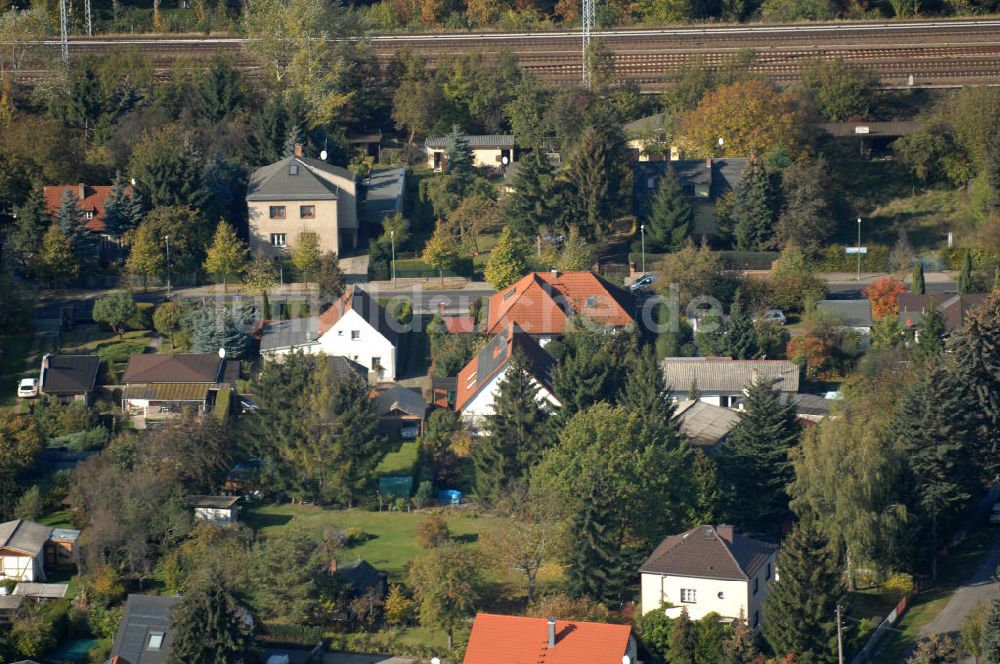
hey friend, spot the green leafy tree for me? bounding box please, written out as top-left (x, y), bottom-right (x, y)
top-left (718, 379), bottom-right (800, 533)
top-left (130, 126), bottom-right (210, 210)
top-left (871, 316), bottom-right (905, 350)
top-left (959, 250), bottom-right (974, 294)
top-left (408, 542), bottom-right (481, 649)
top-left (243, 256), bottom-right (279, 318)
top-left (962, 601), bottom-right (988, 663)
top-left (168, 574), bottom-right (256, 663)
top-left (644, 165), bottom-right (692, 253)
top-left (558, 227), bottom-right (596, 272)
top-left (668, 608), bottom-right (697, 664)
top-left (484, 226), bottom-right (529, 290)
top-left (474, 354), bottom-right (553, 503)
top-left (317, 251), bottom-right (346, 300)
top-left (733, 153), bottom-right (776, 251)
top-left (798, 58), bottom-right (878, 122)
top-left (0, 413), bottom-right (44, 520)
top-left (7, 189), bottom-right (49, 276)
top-left (40, 223), bottom-right (80, 285)
top-left (775, 156), bottom-right (834, 252)
top-left (203, 220), bottom-right (248, 288)
top-left (291, 231), bottom-right (322, 283)
top-left (505, 148), bottom-right (556, 240)
top-left (138, 206), bottom-right (211, 277)
top-left (912, 260), bottom-right (926, 295)
top-left (93, 291), bottom-right (138, 340)
top-left (723, 292), bottom-right (759, 360)
top-left (763, 521), bottom-right (842, 663)
top-left (393, 76), bottom-right (443, 145)
top-left (126, 221), bottom-right (166, 289)
top-left (154, 301), bottom-right (186, 347)
top-left (423, 224), bottom-right (461, 286)
top-left (907, 635), bottom-right (959, 664)
top-left (565, 111), bottom-right (630, 240)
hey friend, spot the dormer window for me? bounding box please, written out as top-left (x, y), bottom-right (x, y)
top-left (147, 632), bottom-right (164, 649)
top-left (84, 211), bottom-right (94, 219)
top-left (585, 296), bottom-right (597, 308)
top-left (289, 164), bottom-right (299, 175)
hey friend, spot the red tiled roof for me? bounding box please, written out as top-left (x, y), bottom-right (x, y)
top-left (455, 323), bottom-right (555, 413)
top-left (486, 271), bottom-right (635, 336)
top-left (43, 184), bottom-right (125, 234)
top-left (464, 613), bottom-right (633, 664)
top-left (317, 285), bottom-right (398, 344)
top-left (443, 316), bottom-right (476, 334)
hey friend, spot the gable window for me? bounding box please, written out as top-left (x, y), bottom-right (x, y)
top-left (300, 205), bottom-right (316, 219)
top-left (147, 632), bottom-right (164, 649)
top-left (351, 330), bottom-right (360, 340)
top-left (680, 588), bottom-right (696, 604)
top-left (289, 164), bottom-right (299, 175)
top-left (269, 205), bottom-right (286, 219)
top-left (84, 211), bottom-right (94, 219)
top-left (271, 233), bottom-right (286, 247)
top-left (767, 563), bottom-right (772, 579)
top-left (753, 577), bottom-right (759, 595)
top-left (372, 356), bottom-right (382, 369)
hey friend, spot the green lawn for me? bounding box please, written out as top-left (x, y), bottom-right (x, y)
top-left (38, 509), bottom-right (75, 529)
top-left (243, 504), bottom-right (508, 582)
top-left (0, 333), bottom-right (34, 409)
top-left (874, 526), bottom-right (998, 663)
top-left (376, 441), bottom-right (420, 476)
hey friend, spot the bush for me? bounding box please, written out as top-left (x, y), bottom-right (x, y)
top-left (416, 514), bottom-right (452, 548)
top-left (31, 399), bottom-right (97, 439)
top-left (342, 527), bottom-right (370, 547)
top-left (126, 302), bottom-right (155, 331)
top-left (882, 573), bottom-right (915, 601)
top-left (815, 244), bottom-right (891, 272)
top-left (49, 426), bottom-right (109, 452)
top-left (413, 480), bottom-right (434, 508)
top-left (259, 622), bottom-right (323, 645)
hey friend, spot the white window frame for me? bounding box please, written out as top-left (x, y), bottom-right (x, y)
top-left (680, 588), bottom-right (696, 604)
top-left (148, 632), bottom-right (164, 649)
top-left (271, 233), bottom-right (286, 247)
top-left (351, 330), bottom-right (360, 340)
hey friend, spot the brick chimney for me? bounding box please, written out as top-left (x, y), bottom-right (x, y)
top-left (328, 558), bottom-right (337, 573)
top-left (716, 524), bottom-right (734, 544)
top-left (294, 143), bottom-right (303, 157)
top-left (78, 183), bottom-right (86, 199)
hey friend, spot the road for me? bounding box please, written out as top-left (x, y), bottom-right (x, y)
top-left (822, 271), bottom-right (958, 298)
top-left (921, 530), bottom-right (1000, 644)
top-left (20, 18), bottom-right (1000, 90)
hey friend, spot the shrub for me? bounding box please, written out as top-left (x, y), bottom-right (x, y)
top-left (342, 527), bottom-right (370, 547)
top-left (49, 426), bottom-right (109, 452)
top-left (413, 480), bottom-right (434, 508)
top-left (31, 399), bottom-right (97, 439)
top-left (126, 302), bottom-right (155, 331)
top-left (416, 514), bottom-right (452, 548)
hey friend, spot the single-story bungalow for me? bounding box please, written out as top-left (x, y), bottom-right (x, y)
top-left (372, 384), bottom-right (427, 441)
top-left (187, 495), bottom-right (241, 525)
top-left (39, 353), bottom-right (101, 404)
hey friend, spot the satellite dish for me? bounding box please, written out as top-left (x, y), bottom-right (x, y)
top-left (623, 657), bottom-right (631, 664)
top-left (218, 347), bottom-right (227, 359)
top-left (501, 155), bottom-right (509, 165)
top-left (320, 150), bottom-right (328, 160)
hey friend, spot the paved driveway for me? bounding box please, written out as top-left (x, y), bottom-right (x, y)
top-left (922, 529), bottom-right (1000, 637)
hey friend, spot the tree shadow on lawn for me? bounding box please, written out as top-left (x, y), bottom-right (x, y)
top-left (452, 533), bottom-right (479, 544)
top-left (247, 512), bottom-right (294, 530)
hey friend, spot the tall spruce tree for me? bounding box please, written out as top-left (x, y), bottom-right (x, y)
top-left (733, 153), bottom-right (776, 251)
top-left (720, 610), bottom-right (760, 664)
top-left (912, 259), bottom-right (926, 295)
top-left (54, 187), bottom-right (97, 260)
top-left (566, 110), bottom-right (630, 240)
top-left (959, 249), bottom-right (974, 294)
top-left (645, 165), bottom-right (692, 253)
top-left (168, 573), bottom-right (255, 663)
top-left (565, 483), bottom-right (621, 604)
top-left (953, 291), bottom-right (1000, 472)
top-left (763, 521), bottom-right (842, 663)
top-left (895, 362), bottom-right (980, 575)
top-left (188, 305), bottom-right (255, 358)
top-left (103, 170), bottom-right (136, 239)
top-left (982, 599), bottom-right (1000, 664)
top-left (7, 189), bottom-right (50, 276)
top-left (474, 354), bottom-right (553, 503)
top-left (445, 125), bottom-right (474, 176)
top-left (668, 608), bottom-right (698, 664)
top-left (718, 379), bottom-right (800, 533)
top-left (723, 290), bottom-right (759, 360)
top-left (505, 149), bottom-right (555, 240)
top-left (618, 344), bottom-right (681, 445)
top-left (913, 301), bottom-right (946, 360)
top-left (552, 331), bottom-right (618, 421)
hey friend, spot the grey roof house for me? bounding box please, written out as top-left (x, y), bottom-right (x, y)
top-left (633, 159), bottom-right (748, 237)
top-left (662, 357), bottom-right (800, 409)
top-left (816, 299), bottom-right (875, 334)
top-left (424, 134), bottom-right (519, 171)
top-left (110, 594), bottom-right (182, 663)
top-left (898, 293), bottom-right (987, 332)
top-left (39, 353), bottom-right (100, 403)
top-left (373, 384), bottom-right (428, 440)
top-left (673, 399), bottom-right (741, 450)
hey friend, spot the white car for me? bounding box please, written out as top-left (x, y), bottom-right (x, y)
top-left (400, 422), bottom-right (420, 439)
top-left (16, 378), bottom-right (38, 398)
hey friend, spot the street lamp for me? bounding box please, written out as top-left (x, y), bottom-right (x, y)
top-left (390, 229), bottom-right (397, 288)
top-left (639, 224), bottom-right (646, 274)
top-left (856, 218), bottom-right (862, 282)
top-left (164, 234), bottom-right (171, 298)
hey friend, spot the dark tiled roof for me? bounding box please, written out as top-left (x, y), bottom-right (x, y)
top-left (640, 525), bottom-right (778, 581)
top-left (373, 384), bottom-right (427, 418)
top-left (624, 113), bottom-right (666, 137)
top-left (335, 559), bottom-right (385, 596)
top-left (0, 519), bottom-right (52, 556)
top-left (185, 495), bottom-right (239, 509)
top-left (246, 156), bottom-right (356, 202)
top-left (634, 158), bottom-right (748, 211)
top-left (783, 393), bottom-right (833, 416)
top-left (122, 353), bottom-right (223, 384)
top-left (110, 594), bottom-right (181, 663)
top-left (259, 317), bottom-right (320, 352)
top-left (40, 354), bottom-right (100, 394)
top-left (317, 285), bottom-right (398, 345)
top-left (817, 299), bottom-right (874, 328)
top-left (362, 167), bottom-right (405, 224)
top-left (673, 400), bottom-right (740, 447)
top-left (328, 356), bottom-right (370, 380)
top-left (425, 134), bottom-right (514, 150)
top-left (898, 293), bottom-right (988, 331)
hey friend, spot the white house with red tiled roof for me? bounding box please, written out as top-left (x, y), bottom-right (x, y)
top-left (259, 285), bottom-right (398, 382)
top-left (464, 613), bottom-right (637, 664)
top-left (486, 271), bottom-right (635, 343)
top-left (455, 323), bottom-right (559, 427)
top-left (640, 525), bottom-right (779, 630)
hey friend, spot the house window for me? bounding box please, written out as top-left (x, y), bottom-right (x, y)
top-left (269, 205), bottom-right (286, 219)
top-left (680, 588), bottom-right (696, 604)
top-left (372, 356), bottom-right (381, 369)
top-left (753, 577), bottom-right (759, 595)
top-left (300, 205), bottom-right (316, 219)
top-left (84, 211), bottom-right (94, 219)
top-left (271, 233), bottom-right (286, 247)
top-left (351, 330), bottom-right (360, 340)
top-left (148, 632), bottom-right (164, 649)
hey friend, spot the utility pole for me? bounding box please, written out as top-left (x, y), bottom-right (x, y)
top-left (85, 0), bottom-right (93, 36)
top-left (836, 604), bottom-right (844, 664)
top-left (856, 218), bottom-right (862, 282)
top-left (391, 229), bottom-right (397, 288)
top-left (640, 223), bottom-right (646, 274)
top-left (581, 0), bottom-right (594, 86)
top-left (164, 234), bottom-right (172, 299)
top-left (59, 0), bottom-right (69, 63)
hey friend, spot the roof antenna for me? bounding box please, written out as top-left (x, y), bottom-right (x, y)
top-left (320, 138), bottom-right (328, 162)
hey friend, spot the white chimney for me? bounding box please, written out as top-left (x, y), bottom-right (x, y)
top-left (548, 617), bottom-right (557, 649)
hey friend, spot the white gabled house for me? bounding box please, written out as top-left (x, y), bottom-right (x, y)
top-left (455, 324), bottom-right (559, 428)
top-left (640, 525), bottom-right (779, 631)
top-left (259, 285), bottom-right (399, 382)
top-left (661, 358), bottom-right (800, 410)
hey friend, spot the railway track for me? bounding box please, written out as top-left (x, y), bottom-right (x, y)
top-left (17, 18), bottom-right (1000, 89)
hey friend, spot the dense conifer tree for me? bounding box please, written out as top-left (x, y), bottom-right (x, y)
top-left (912, 260), bottom-right (926, 295)
top-left (959, 249), bottom-right (974, 294)
top-left (445, 125), bottom-right (474, 176)
top-left (564, 483), bottom-right (620, 604)
top-left (168, 574), bottom-right (255, 663)
top-left (733, 153), bottom-right (775, 250)
top-left (644, 165), bottom-right (692, 252)
top-left (913, 301), bottom-right (946, 360)
top-left (505, 149), bottom-right (555, 239)
top-left (668, 608), bottom-right (697, 664)
top-left (723, 291), bottom-right (759, 359)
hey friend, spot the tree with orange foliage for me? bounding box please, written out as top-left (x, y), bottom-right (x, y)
top-left (677, 79), bottom-right (806, 157)
top-left (787, 335), bottom-right (832, 381)
top-left (863, 275), bottom-right (907, 320)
